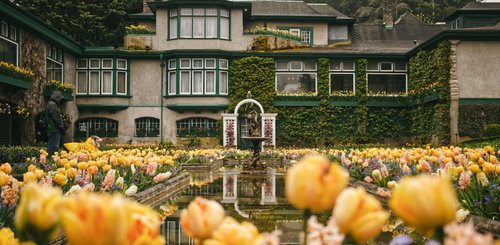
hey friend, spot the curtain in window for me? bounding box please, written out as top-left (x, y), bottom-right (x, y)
top-left (206, 17), bottom-right (217, 38)
top-left (220, 17), bottom-right (229, 39)
top-left (168, 72), bottom-right (176, 94)
top-left (219, 71), bottom-right (228, 94)
top-left (180, 71), bottom-right (190, 93)
top-left (180, 17), bottom-right (192, 38)
top-left (193, 17), bottom-right (204, 38)
top-left (102, 71), bottom-right (112, 94)
top-left (117, 72), bottom-right (126, 94)
top-left (205, 71), bottom-right (215, 93)
top-left (169, 18), bottom-right (177, 39)
top-left (193, 71), bottom-right (203, 93)
top-left (89, 71), bottom-right (100, 93)
top-left (77, 71), bottom-right (87, 94)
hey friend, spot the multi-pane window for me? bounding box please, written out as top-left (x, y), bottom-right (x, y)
top-left (76, 58), bottom-right (128, 95)
top-left (330, 60), bottom-right (355, 95)
top-left (135, 117), bottom-right (160, 137)
top-left (0, 20), bottom-right (18, 66)
top-left (176, 117), bottom-right (217, 137)
top-left (279, 27), bottom-right (313, 44)
top-left (167, 58), bottom-right (228, 95)
top-left (46, 45), bottom-right (64, 82)
top-left (169, 8), bottom-right (230, 40)
top-left (366, 60), bottom-right (408, 95)
top-left (275, 60), bottom-right (317, 95)
top-left (74, 118), bottom-right (118, 138)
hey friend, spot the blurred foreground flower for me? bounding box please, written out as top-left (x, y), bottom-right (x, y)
top-left (286, 154), bottom-right (348, 212)
top-left (389, 175), bottom-right (457, 235)
top-left (180, 197), bottom-right (225, 241)
top-left (334, 187), bottom-right (389, 244)
top-left (15, 183), bottom-right (62, 244)
top-left (203, 217), bottom-right (261, 245)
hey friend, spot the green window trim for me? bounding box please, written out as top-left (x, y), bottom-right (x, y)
top-left (167, 7), bottom-right (231, 41)
top-left (75, 58), bottom-right (130, 96)
top-left (275, 60), bottom-right (318, 96)
top-left (277, 26), bottom-right (313, 45)
top-left (166, 57), bottom-right (228, 96)
top-left (176, 117), bottom-right (217, 137)
top-left (135, 117), bottom-right (160, 137)
top-left (0, 18), bottom-right (20, 67)
top-left (74, 117), bottom-right (119, 138)
top-left (46, 44), bottom-right (64, 83)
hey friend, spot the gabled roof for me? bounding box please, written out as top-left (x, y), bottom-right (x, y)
top-left (445, 1), bottom-right (500, 20)
top-left (348, 12), bottom-right (447, 54)
top-left (250, 0), bottom-right (354, 21)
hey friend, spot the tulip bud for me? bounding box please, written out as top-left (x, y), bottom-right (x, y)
top-left (372, 170), bottom-right (382, 182)
top-left (180, 197), bottom-right (225, 240)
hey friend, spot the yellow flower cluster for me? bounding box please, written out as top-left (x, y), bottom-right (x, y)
top-left (276, 91), bottom-right (317, 96)
top-left (0, 61), bottom-right (34, 77)
top-left (46, 79), bottom-right (74, 94)
top-left (330, 90), bottom-right (355, 96)
top-left (14, 183), bottom-right (165, 245)
top-left (126, 25), bottom-right (156, 34)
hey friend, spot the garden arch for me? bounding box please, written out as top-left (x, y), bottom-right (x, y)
top-left (221, 99), bottom-right (277, 149)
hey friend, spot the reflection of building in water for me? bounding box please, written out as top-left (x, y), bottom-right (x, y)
top-left (162, 219), bottom-right (194, 245)
top-left (222, 171), bottom-right (238, 203)
top-left (261, 169), bottom-right (277, 205)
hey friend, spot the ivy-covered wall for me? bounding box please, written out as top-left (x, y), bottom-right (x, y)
top-left (459, 104), bottom-right (500, 138)
top-left (228, 42), bottom-right (453, 147)
top-left (408, 41), bottom-right (451, 145)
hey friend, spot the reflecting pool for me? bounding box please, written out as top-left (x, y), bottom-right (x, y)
top-left (157, 168), bottom-right (410, 245)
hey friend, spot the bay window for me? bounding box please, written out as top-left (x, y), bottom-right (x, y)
top-left (169, 8), bottom-right (230, 40)
top-left (275, 60), bottom-right (317, 95)
top-left (0, 20), bottom-right (18, 66)
top-left (46, 45), bottom-right (64, 82)
top-left (167, 58), bottom-right (228, 96)
top-left (76, 58), bottom-right (128, 96)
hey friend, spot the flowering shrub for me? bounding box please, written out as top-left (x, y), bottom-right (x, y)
top-left (0, 61), bottom-right (34, 83)
top-left (45, 80), bottom-right (73, 94)
top-left (367, 90), bottom-right (408, 97)
top-left (125, 25), bottom-right (156, 34)
top-left (0, 102), bottom-right (30, 119)
top-left (330, 90), bottom-right (355, 96)
top-left (244, 26), bottom-right (301, 41)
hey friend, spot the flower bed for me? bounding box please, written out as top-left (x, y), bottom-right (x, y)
top-left (0, 61), bottom-right (34, 84)
top-left (244, 27), bottom-right (300, 41)
top-left (125, 25), bottom-right (156, 34)
top-left (0, 102), bottom-right (30, 119)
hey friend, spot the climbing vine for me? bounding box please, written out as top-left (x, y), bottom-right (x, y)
top-left (355, 59), bottom-right (368, 143)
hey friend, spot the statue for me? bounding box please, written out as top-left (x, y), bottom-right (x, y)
top-left (247, 110), bottom-right (259, 137)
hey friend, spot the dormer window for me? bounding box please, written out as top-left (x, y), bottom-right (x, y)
top-left (169, 8), bottom-right (230, 40)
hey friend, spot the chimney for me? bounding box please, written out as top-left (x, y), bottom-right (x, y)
top-left (383, 0), bottom-right (394, 30)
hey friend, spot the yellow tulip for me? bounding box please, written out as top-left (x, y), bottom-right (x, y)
top-left (23, 172), bottom-right (37, 183)
top-left (0, 171), bottom-right (10, 186)
top-left (180, 197), bottom-right (225, 240)
top-left (102, 164), bottom-right (112, 172)
top-left (285, 154), bottom-right (349, 211)
top-left (87, 166), bottom-right (98, 175)
top-left (60, 193), bottom-right (128, 245)
top-left (204, 217), bottom-right (260, 245)
top-left (126, 202), bottom-right (165, 245)
top-left (0, 163), bottom-right (12, 174)
top-left (389, 175), bottom-right (457, 233)
top-left (53, 173), bottom-right (68, 186)
top-left (469, 164), bottom-right (480, 174)
top-left (15, 183), bottom-right (62, 241)
top-left (334, 187), bottom-right (389, 244)
top-left (35, 169), bottom-right (45, 180)
top-left (66, 167), bottom-right (77, 179)
top-left (0, 227), bottom-right (19, 245)
top-left (77, 162), bottom-right (88, 170)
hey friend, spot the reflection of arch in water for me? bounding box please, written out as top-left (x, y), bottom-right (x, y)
top-left (233, 201), bottom-right (250, 218)
top-left (261, 169), bottom-right (277, 204)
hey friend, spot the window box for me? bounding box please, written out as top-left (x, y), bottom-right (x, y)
top-left (0, 74), bottom-right (32, 90)
top-left (43, 89), bottom-right (74, 101)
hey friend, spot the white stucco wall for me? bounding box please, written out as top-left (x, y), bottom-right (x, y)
top-left (154, 8), bottom-right (252, 51)
top-left (456, 41), bottom-right (500, 99)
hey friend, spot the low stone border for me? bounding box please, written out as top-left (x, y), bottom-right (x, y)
top-left (223, 158), bottom-right (291, 168)
top-left (349, 178), bottom-right (500, 236)
top-left (130, 171), bottom-right (191, 206)
top-left (182, 160), bottom-right (223, 172)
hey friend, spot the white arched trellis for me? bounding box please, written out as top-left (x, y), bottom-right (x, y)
top-left (221, 99), bottom-right (277, 149)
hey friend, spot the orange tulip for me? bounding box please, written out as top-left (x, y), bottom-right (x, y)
top-left (180, 197), bottom-right (225, 240)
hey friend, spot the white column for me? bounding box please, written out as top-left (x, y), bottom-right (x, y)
top-left (222, 113), bottom-right (238, 148)
top-left (261, 113), bottom-right (277, 149)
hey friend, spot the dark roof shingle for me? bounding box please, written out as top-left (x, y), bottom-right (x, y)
top-left (251, 1), bottom-right (347, 18)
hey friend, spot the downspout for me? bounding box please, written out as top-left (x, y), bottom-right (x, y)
top-left (160, 53), bottom-right (165, 143)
